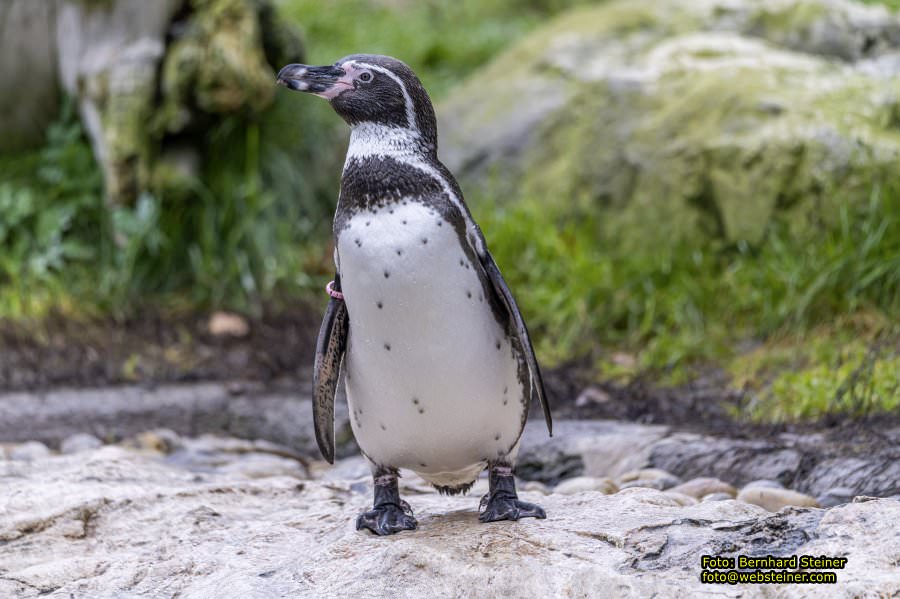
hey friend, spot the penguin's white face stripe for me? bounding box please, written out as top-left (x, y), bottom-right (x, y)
top-left (344, 60), bottom-right (418, 133)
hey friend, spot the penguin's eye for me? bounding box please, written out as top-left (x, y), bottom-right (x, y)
top-left (359, 71), bottom-right (373, 83)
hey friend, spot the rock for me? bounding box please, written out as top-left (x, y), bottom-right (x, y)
top-left (620, 479), bottom-right (667, 491)
top-left (701, 493), bottom-right (733, 502)
top-left (59, 434), bottom-right (103, 454)
top-left (208, 312), bottom-right (250, 337)
top-left (519, 480), bottom-right (550, 495)
top-left (165, 435), bottom-right (309, 479)
top-left (0, 383), bottom-right (354, 459)
top-left (647, 434), bottom-right (804, 489)
top-left (574, 387), bottom-right (611, 408)
top-left (0, 443), bottom-right (898, 596)
top-left (743, 479), bottom-right (785, 490)
top-left (663, 492), bottom-right (698, 507)
top-left (319, 456), bottom-right (372, 482)
top-left (439, 0), bottom-right (900, 246)
top-left (516, 420), bottom-right (669, 485)
top-left (737, 487), bottom-right (819, 512)
top-left (9, 441), bottom-right (51, 461)
top-left (618, 468), bottom-right (681, 490)
top-left (224, 391), bottom-right (356, 460)
top-left (615, 487), bottom-right (690, 508)
top-left (134, 429), bottom-right (182, 454)
top-left (554, 476), bottom-right (618, 495)
top-left (668, 478), bottom-right (736, 499)
top-left (217, 454), bottom-right (307, 480)
top-left (817, 486), bottom-right (857, 508)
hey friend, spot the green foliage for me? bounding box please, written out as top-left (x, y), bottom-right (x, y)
top-left (733, 329), bottom-right (900, 421)
top-left (0, 101), bottom-right (104, 316)
top-left (278, 0), bottom-right (592, 96)
top-left (481, 185), bottom-right (900, 386)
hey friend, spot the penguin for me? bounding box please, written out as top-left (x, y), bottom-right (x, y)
top-left (277, 54), bottom-right (552, 535)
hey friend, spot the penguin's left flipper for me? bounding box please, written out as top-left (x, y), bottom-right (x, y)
top-left (479, 251), bottom-right (553, 436)
top-left (312, 275), bottom-right (349, 464)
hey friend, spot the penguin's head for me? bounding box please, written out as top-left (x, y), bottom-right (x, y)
top-left (277, 54), bottom-right (437, 148)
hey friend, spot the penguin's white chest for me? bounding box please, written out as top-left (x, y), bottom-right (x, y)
top-left (337, 201), bottom-right (524, 485)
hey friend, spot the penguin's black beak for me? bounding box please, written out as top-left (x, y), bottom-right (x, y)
top-left (277, 64), bottom-right (347, 96)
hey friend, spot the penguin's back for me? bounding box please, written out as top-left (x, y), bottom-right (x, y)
top-left (337, 199), bottom-right (526, 486)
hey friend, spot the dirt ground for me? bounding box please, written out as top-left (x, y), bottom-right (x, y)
top-left (2, 309), bottom-right (898, 456)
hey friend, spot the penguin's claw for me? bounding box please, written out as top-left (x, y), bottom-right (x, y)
top-left (478, 492), bottom-right (546, 523)
top-left (356, 502), bottom-right (418, 535)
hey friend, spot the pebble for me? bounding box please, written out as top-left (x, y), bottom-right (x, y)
top-left (554, 476), bottom-right (619, 495)
top-left (60, 433), bottom-right (103, 454)
top-left (574, 387), bottom-right (611, 407)
top-left (208, 311), bottom-right (250, 337)
top-left (736, 487), bottom-right (819, 511)
top-left (742, 479), bottom-right (784, 490)
top-left (668, 477), bottom-right (736, 499)
top-left (618, 468), bottom-right (681, 490)
top-left (664, 491), bottom-right (698, 506)
top-left (9, 441), bottom-right (51, 461)
top-left (816, 487), bottom-right (856, 508)
top-left (702, 492), bottom-right (733, 502)
top-left (519, 480), bottom-right (550, 495)
top-left (620, 479), bottom-right (668, 491)
top-left (135, 429), bottom-right (182, 454)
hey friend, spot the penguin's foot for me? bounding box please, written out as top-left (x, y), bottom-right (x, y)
top-left (356, 469), bottom-right (417, 536)
top-left (356, 500), bottom-right (418, 535)
top-left (478, 464), bottom-right (546, 523)
top-left (478, 493), bottom-right (546, 522)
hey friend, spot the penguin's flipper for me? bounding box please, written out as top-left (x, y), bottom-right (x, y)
top-left (479, 251), bottom-right (553, 436)
top-left (312, 276), bottom-right (349, 463)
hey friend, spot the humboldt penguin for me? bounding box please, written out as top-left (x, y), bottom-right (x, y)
top-left (277, 54), bottom-right (552, 535)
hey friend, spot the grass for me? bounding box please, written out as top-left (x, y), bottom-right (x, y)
top-left (481, 186), bottom-right (900, 417)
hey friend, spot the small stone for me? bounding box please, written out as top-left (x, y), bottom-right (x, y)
top-left (618, 468), bottom-right (681, 490)
top-left (574, 387), bottom-right (611, 407)
top-left (669, 477), bottom-right (736, 499)
top-left (519, 480), bottom-right (549, 495)
top-left (135, 429), bottom-right (182, 454)
top-left (620, 479), bottom-right (668, 491)
top-left (208, 311), bottom-right (250, 337)
top-left (60, 433), bottom-right (103, 454)
top-left (743, 479), bottom-right (784, 490)
top-left (702, 492), bottom-right (734, 502)
top-left (10, 441), bottom-right (51, 461)
top-left (554, 476), bottom-right (618, 495)
top-left (663, 491), bottom-right (698, 506)
top-left (736, 487), bottom-right (819, 512)
top-left (816, 487), bottom-right (856, 508)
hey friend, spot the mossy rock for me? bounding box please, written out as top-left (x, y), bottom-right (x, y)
top-left (438, 0), bottom-right (900, 245)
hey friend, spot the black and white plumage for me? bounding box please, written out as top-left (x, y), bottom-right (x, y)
top-left (278, 55), bottom-right (552, 535)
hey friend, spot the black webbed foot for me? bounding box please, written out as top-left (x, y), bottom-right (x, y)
top-left (478, 464), bottom-right (547, 523)
top-left (356, 500), bottom-right (417, 535)
top-left (356, 470), bottom-right (417, 536)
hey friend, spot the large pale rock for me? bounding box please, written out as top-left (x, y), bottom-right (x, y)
top-left (1, 446), bottom-right (898, 597)
top-left (439, 0), bottom-right (900, 245)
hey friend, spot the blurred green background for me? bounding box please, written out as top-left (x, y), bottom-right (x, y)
top-left (1, 0), bottom-right (898, 421)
